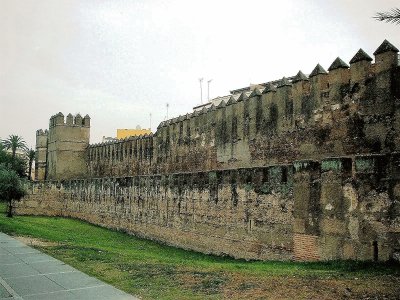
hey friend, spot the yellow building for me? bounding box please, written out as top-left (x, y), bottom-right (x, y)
top-left (117, 126), bottom-right (151, 139)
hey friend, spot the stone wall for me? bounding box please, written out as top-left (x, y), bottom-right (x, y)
top-left (292, 155), bottom-right (400, 261)
top-left (17, 166), bottom-right (294, 260)
top-left (16, 154), bottom-right (400, 261)
top-left (87, 41), bottom-right (400, 179)
top-left (20, 40), bottom-right (400, 261)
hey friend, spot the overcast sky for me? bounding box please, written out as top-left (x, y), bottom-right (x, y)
top-left (1, 0), bottom-right (399, 148)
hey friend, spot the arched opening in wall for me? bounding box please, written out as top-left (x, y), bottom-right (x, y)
top-left (179, 122), bottom-right (183, 145)
top-left (262, 167), bottom-right (269, 183)
top-left (373, 240), bottom-right (378, 261)
top-left (269, 104), bottom-right (278, 133)
top-left (281, 167), bottom-right (288, 183)
top-left (248, 219), bottom-right (253, 232)
top-left (231, 115), bottom-right (238, 142)
top-left (186, 124), bottom-right (191, 145)
top-left (246, 173), bottom-right (252, 185)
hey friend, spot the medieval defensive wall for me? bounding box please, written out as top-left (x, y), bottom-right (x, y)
top-left (16, 40), bottom-right (400, 262)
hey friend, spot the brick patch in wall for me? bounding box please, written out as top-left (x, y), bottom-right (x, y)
top-left (294, 233), bottom-right (320, 261)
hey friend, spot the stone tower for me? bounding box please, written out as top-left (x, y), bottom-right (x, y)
top-left (34, 129), bottom-right (48, 181)
top-left (46, 112), bottom-right (90, 180)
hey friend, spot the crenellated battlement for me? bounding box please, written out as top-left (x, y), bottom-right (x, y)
top-left (158, 40), bottom-right (398, 133)
top-left (49, 112), bottom-right (90, 128)
top-left (39, 40), bottom-right (399, 181)
top-left (27, 40), bottom-right (400, 262)
top-left (133, 40), bottom-right (399, 177)
top-left (88, 131), bottom-right (154, 177)
top-left (36, 129), bottom-right (48, 136)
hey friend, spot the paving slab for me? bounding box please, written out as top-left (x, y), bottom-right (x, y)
top-left (0, 263), bottom-right (40, 278)
top-left (15, 253), bottom-right (57, 264)
top-left (0, 232), bottom-right (138, 299)
top-left (0, 254), bottom-right (23, 265)
top-left (4, 246), bottom-right (40, 255)
top-left (70, 285), bottom-right (135, 300)
top-left (0, 248), bottom-right (11, 255)
top-left (6, 274), bottom-right (66, 296)
top-left (0, 240), bottom-right (26, 248)
top-left (0, 282), bottom-right (11, 298)
top-left (46, 271), bottom-right (104, 290)
top-left (0, 232), bottom-right (9, 238)
top-left (24, 290), bottom-right (77, 300)
top-left (29, 261), bottom-right (76, 274)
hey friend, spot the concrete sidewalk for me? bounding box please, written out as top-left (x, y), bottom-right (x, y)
top-left (0, 232), bottom-right (138, 300)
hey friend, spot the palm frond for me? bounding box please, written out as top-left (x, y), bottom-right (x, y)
top-left (1, 135), bottom-right (28, 155)
top-left (374, 8), bottom-right (400, 25)
top-left (25, 148), bottom-right (36, 160)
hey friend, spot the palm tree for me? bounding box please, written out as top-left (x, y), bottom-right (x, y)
top-left (1, 135), bottom-right (27, 162)
top-left (374, 8), bottom-right (400, 25)
top-left (26, 149), bottom-right (35, 180)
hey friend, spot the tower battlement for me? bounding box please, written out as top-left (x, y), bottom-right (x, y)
top-left (36, 129), bottom-right (48, 136)
top-left (49, 112), bottom-right (90, 128)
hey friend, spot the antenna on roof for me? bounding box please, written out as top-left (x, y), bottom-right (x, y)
top-left (149, 113), bottom-right (152, 131)
top-left (207, 79), bottom-right (212, 101)
top-left (199, 78), bottom-right (203, 104)
top-left (166, 103), bottom-right (169, 120)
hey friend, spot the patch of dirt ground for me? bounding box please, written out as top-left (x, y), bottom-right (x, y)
top-left (179, 272), bottom-right (400, 299)
top-left (15, 236), bottom-right (59, 247)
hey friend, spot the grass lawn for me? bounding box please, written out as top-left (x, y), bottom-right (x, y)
top-left (0, 202), bottom-right (399, 299)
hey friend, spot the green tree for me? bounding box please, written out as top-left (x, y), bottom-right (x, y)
top-left (1, 135), bottom-right (27, 162)
top-left (0, 147), bottom-right (27, 177)
top-left (26, 148), bottom-right (36, 180)
top-left (0, 165), bottom-right (26, 217)
top-left (374, 8), bottom-right (400, 25)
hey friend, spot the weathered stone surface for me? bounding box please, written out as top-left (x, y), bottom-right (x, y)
top-left (16, 168), bottom-right (294, 261)
top-left (24, 41), bottom-right (400, 262)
